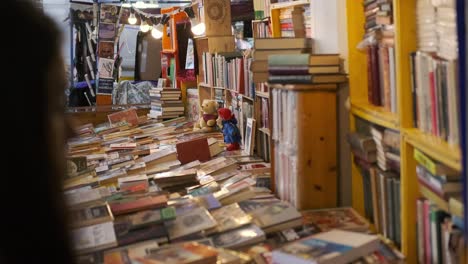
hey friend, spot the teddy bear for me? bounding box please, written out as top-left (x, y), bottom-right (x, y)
top-left (217, 108), bottom-right (241, 151)
top-left (193, 99), bottom-right (219, 132)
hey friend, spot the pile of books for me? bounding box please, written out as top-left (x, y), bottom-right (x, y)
top-left (65, 111), bottom-right (405, 264)
top-left (147, 87), bottom-right (184, 120)
top-left (267, 53), bottom-right (346, 84)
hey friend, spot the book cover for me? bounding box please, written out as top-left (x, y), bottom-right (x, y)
top-left (70, 202), bottom-right (114, 228)
top-left (176, 137), bottom-right (211, 164)
top-left (107, 108), bottom-right (139, 127)
top-left (250, 201), bottom-right (302, 229)
top-left (135, 242), bottom-right (218, 264)
top-left (109, 195), bottom-right (168, 216)
top-left (165, 207), bottom-right (217, 240)
top-left (128, 207), bottom-right (176, 230)
top-left (98, 41), bottom-right (114, 59)
top-left (72, 222), bottom-right (117, 254)
top-left (210, 203), bottom-right (252, 233)
top-left (301, 207), bottom-right (369, 233)
top-left (99, 23), bottom-right (116, 41)
top-left (212, 224), bottom-right (266, 249)
top-left (271, 230), bottom-right (380, 264)
top-left (186, 88), bottom-right (200, 122)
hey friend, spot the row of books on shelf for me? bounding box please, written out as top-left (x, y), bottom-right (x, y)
top-left (67, 110), bottom-right (404, 264)
top-left (363, 0), bottom-right (397, 112)
top-left (415, 147), bottom-right (465, 264)
top-left (278, 5), bottom-right (310, 38)
top-left (410, 51), bottom-right (460, 146)
top-left (347, 123), bottom-right (402, 247)
top-left (416, 0), bottom-right (458, 61)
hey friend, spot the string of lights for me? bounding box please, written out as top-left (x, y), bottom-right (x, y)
top-left (126, 2), bottom-right (205, 39)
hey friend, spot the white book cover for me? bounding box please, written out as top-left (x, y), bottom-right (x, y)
top-left (72, 222), bottom-right (116, 252)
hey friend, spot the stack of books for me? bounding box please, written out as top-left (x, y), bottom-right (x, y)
top-left (147, 87), bottom-right (184, 120)
top-left (267, 53), bottom-right (346, 84)
top-left (251, 37), bottom-right (313, 84)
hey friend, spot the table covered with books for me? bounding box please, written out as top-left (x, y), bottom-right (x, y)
top-left (66, 111), bottom-right (405, 264)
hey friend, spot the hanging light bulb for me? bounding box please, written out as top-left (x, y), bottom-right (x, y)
top-left (128, 8), bottom-right (137, 25)
top-left (135, 1), bottom-right (146, 9)
top-left (151, 17), bottom-right (164, 39)
top-left (184, 6), bottom-right (206, 36)
top-left (191, 19), bottom-right (206, 36)
top-left (140, 17), bottom-right (150, 33)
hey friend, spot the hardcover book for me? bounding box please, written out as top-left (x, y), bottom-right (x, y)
top-left (271, 230), bottom-right (380, 264)
top-left (210, 203), bottom-right (252, 233)
top-left (165, 207), bottom-right (217, 240)
top-left (212, 224), bottom-right (266, 249)
top-left (301, 207), bottom-right (370, 233)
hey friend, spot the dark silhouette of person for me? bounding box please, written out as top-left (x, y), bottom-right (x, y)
top-left (1, 1), bottom-right (75, 263)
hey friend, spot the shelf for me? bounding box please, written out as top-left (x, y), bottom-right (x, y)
top-left (199, 83), bottom-right (254, 101)
top-left (256, 91), bottom-right (269, 99)
top-left (258, 127), bottom-right (271, 136)
top-left (271, 0), bottom-right (309, 9)
top-left (350, 102), bottom-right (399, 131)
top-left (403, 128), bottom-right (461, 171)
top-left (419, 185), bottom-right (449, 212)
top-left (269, 84), bottom-right (338, 92)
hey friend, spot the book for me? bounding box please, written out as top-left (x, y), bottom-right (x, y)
top-left (268, 54), bottom-right (340, 66)
top-left (268, 74), bottom-right (347, 84)
top-left (176, 137), bottom-right (211, 164)
top-left (165, 207), bottom-right (218, 240)
top-left (72, 222), bottom-right (117, 254)
top-left (210, 203), bottom-right (253, 233)
top-left (212, 224), bottom-right (266, 249)
top-left (271, 230), bottom-right (380, 264)
top-left (254, 38), bottom-right (313, 50)
top-left (109, 195), bottom-right (168, 216)
top-left (127, 206), bottom-right (176, 230)
top-left (69, 202), bottom-right (114, 228)
top-left (249, 201), bottom-right (302, 233)
top-left (301, 207), bottom-right (370, 233)
top-left (108, 108), bottom-right (139, 127)
top-left (135, 242), bottom-right (218, 264)
top-left (103, 240), bottom-right (160, 264)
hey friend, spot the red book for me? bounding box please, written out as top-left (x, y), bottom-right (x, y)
top-left (108, 108), bottom-right (139, 126)
top-left (176, 137), bottom-right (211, 164)
top-left (110, 195), bottom-right (168, 216)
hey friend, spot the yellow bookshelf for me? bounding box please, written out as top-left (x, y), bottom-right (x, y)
top-left (270, 0), bottom-right (309, 37)
top-left (348, 0), bottom-right (464, 261)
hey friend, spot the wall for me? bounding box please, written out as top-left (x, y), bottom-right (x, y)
top-left (310, 0), bottom-right (351, 206)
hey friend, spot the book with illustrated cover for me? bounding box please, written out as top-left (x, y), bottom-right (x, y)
top-left (271, 230), bottom-right (380, 264)
top-left (114, 222), bottom-right (168, 247)
top-left (194, 194), bottom-right (222, 211)
top-left (72, 222), bottom-right (117, 254)
top-left (186, 88), bottom-right (200, 122)
top-left (250, 201), bottom-right (302, 230)
top-left (109, 195), bottom-right (168, 216)
top-left (210, 203), bottom-right (252, 233)
top-left (135, 242), bottom-right (218, 264)
top-left (67, 157), bottom-right (88, 176)
top-left (127, 207), bottom-right (176, 230)
top-left (220, 172), bottom-right (252, 189)
top-left (238, 198), bottom-right (281, 213)
top-left (103, 240), bottom-right (160, 264)
top-left (69, 202), bottom-right (114, 228)
top-left (301, 207), bottom-right (370, 233)
top-left (108, 108), bottom-right (139, 127)
top-left (211, 224), bottom-right (266, 250)
top-left (165, 207), bottom-right (217, 240)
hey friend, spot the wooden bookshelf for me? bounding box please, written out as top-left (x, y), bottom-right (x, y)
top-left (347, 0), bottom-right (465, 261)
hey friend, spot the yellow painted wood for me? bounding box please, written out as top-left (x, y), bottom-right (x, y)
top-left (270, 0), bottom-right (309, 9)
top-left (403, 128), bottom-right (462, 171)
top-left (296, 90), bottom-right (337, 210)
top-left (400, 138), bottom-right (418, 264)
top-left (270, 8), bottom-right (281, 37)
top-left (346, 0), bottom-right (367, 101)
top-left (350, 102), bottom-right (399, 130)
top-left (395, 0), bottom-right (417, 129)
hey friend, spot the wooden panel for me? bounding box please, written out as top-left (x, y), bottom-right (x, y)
top-left (96, 94), bottom-right (112, 106)
top-left (270, 8), bottom-right (281, 38)
top-left (203, 0), bottom-right (232, 37)
top-left (296, 91), bottom-right (337, 210)
top-left (400, 138), bottom-right (418, 263)
top-left (346, 0), bottom-right (367, 102)
top-left (395, 0), bottom-right (417, 129)
top-left (205, 36), bottom-right (236, 53)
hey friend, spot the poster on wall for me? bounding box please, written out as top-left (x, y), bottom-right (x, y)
top-left (98, 58), bottom-right (115, 78)
top-left (99, 23), bottom-right (116, 40)
top-left (98, 41), bottom-right (115, 59)
top-left (98, 78), bottom-right (114, 94)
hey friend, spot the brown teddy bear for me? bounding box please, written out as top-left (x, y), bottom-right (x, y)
top-left (193, 99), bottom-right (219, 132)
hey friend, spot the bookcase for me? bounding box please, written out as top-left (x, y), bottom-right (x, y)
top-left (271, 84), bottom-right (338, 210)
top-left (270, 0), bottom-right (310, 38)
top-left (347, 0), bottom-right (466, 262)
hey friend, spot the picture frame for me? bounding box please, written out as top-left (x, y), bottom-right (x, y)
top-left (243, 118), bottom-right (256, 156)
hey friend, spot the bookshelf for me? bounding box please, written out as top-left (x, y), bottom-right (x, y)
top-left (270, 0), bottom-right (310, 38)
top-left (347, 0), bottom-right (466, 262)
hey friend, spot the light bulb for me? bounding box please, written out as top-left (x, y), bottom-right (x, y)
top-left (140, 20), bottom-right (150, 32)
top-left (128, 13), bottom-right (137, 25)
top-left (191, 21), bottom-right (206, 36)
top-left (151, 26), bottom-right (163, 39)
top-left (135, 1), bottom-right (146, 9)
